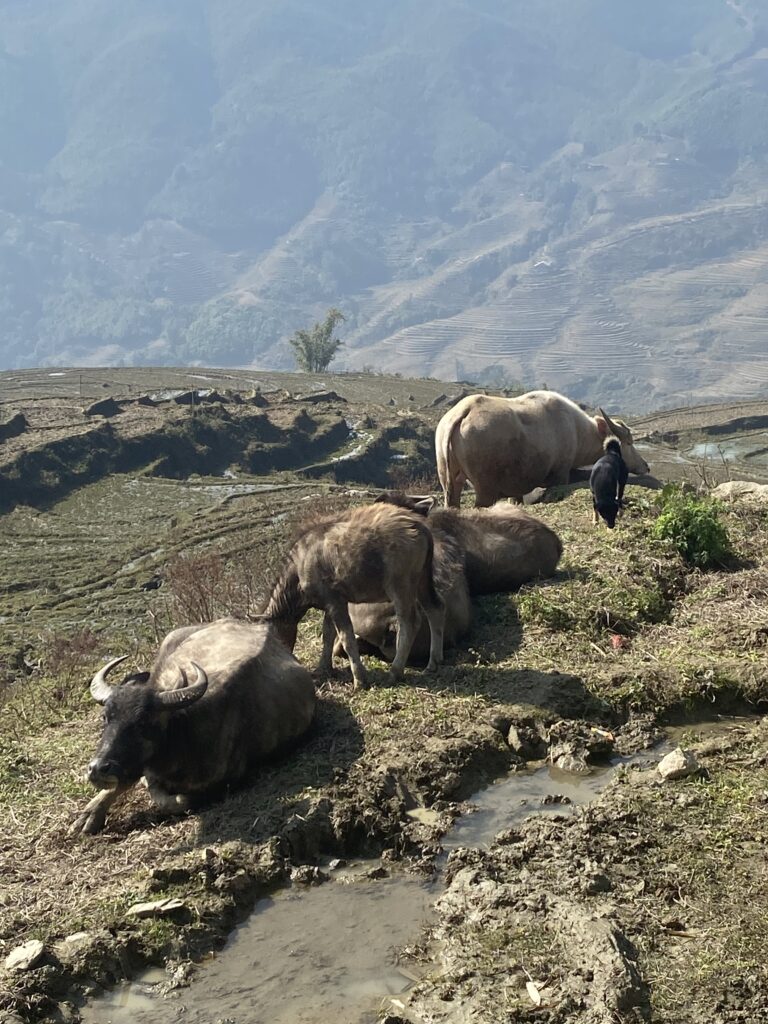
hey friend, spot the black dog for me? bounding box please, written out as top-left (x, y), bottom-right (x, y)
top-left (590, 438), bottom-right (628, 529)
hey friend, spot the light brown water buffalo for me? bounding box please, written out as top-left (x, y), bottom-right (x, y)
top-left (73, 619), bottom-right (316, 835)
top-left (435, 390), bottom-right (649, 506)
top-left (338, 494), bottom-right (562, 663)
top-left (262, 502), bottom-right (445, 687)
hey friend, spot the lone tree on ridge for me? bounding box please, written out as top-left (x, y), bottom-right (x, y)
top-left (289, 308), bottom-right (345, 372)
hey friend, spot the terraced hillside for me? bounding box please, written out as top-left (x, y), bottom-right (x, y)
top-left (4, 1), bottom-right (768, 411)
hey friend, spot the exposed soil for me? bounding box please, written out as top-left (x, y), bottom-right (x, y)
top-left (407, 719), bottom-right (768, 1024)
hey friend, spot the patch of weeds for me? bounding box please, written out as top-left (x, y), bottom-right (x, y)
top-left (652, 484), bottom-right (734, 569)
top-left (517, 589), bottom-right (575, 631)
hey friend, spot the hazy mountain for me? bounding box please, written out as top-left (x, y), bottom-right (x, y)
top-left (2, 0), bottom-right (768, 409)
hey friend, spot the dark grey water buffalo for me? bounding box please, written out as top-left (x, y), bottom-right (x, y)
top-left (435, 390), bottom-right (649, 506)
top-left (343, 523), bottom-right (470, 664)
top-left (73, 618), bottom-right (316, 835)
top-left (590, 437), bottom-right (628, 529)
top-left (339, 494), bottom-right (561, 664)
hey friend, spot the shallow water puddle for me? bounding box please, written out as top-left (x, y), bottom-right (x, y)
top-left (443, 748), bottom-right (661, 851)
top-left (80, 874), bottom-right (436, 1024)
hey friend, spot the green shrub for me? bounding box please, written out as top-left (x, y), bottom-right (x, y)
top-left (652, 485), bottom-right (734, 569)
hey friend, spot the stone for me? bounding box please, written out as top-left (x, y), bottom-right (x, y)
top-left (4, 939), bottom-right (45, 972)
top-left (83, 397), bottom-right (121, 418)
top-left (712, 481), bottom-right (768, 507)
top-left (125, 897), bottom-right (186, 918)
top-left (657, 747), bottom-right (700, 781)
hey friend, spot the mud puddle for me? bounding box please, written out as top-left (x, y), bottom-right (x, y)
top-left (79, 871), bottom-right (436, 1024)
top-left (443, 748), bottom-right (661, 852)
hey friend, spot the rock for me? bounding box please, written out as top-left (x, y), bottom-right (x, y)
top-left (125, 897), bottom-right (186, 918)
top-left (59, 932), bottom-right (92, 954)
top-left (299, 390), bottom-right (347, 404)
top-left (366, 865), bottom-right (389, 880)
top-left (658, 746), bottom-right (700, 781)
top-left (83, 397), bottom-right (121, 418)
top-left (712, 481), bottom-right (768, 506)
top-left (290, 865), bottom-right (328, 885)
top-left (0, 412), bottom-right (27, 441)
top-left (553, 751), bottom-right (589, 773)
top-left (244, 390), bottom-right (269, 407)
top-left (5, 939), bottom-right (45, 971)
top-left (507, 723), bottom-right (547, 761)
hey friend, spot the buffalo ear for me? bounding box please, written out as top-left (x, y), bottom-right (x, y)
top-left (595, 415), bottom-right (609, 439)
top-left (124, 671), bottom-right (151, 686)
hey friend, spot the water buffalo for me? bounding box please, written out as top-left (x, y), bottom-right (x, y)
top-left (343, 526), bottom-right (470, 665)
top-left (339, 495), bottom-right (561, 663)
top-left (73, 618), bottom-right (316, 835)
top-left (435, 390), bottom-right (649, 507)
top-left (430, 503), bottom-right (563, 595)
top-left (590, 437), bottom-right (628, 528)
top-left (262, 502), bottom-right (445, 688)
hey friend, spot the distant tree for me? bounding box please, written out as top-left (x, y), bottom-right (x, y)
top-left (289, 308), bottom-right (345, 372)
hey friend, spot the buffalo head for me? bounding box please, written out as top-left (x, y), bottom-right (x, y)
top-left (86, 657), bottom-right (208, 789)
top-left (596, 408), bottom-right (649, 475)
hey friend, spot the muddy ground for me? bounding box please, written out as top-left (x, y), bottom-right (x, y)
top-left (1, 370), bottom-right (768, 1023)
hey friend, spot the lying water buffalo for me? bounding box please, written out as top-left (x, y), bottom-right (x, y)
top-left (430, 503), bottom-right (563, 595)
top-left (73, 618), bottom-right (316, 835)
top-left (340, 496), bottom-right (561, 663)
top-left (262, 502), bottom-right (445, 687)
top-left (435, 390), bottom-right (649, 506)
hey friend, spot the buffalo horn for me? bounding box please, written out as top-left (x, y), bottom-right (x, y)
top-left (156, 662), bottom-right (208, 709)
top-left (597, 407), bottom-right (625, 438)
top-left (89, 656), bottom-right (129, 704)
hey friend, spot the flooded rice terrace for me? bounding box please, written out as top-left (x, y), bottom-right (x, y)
top-left (80, 746), bottom-right (670, 1024)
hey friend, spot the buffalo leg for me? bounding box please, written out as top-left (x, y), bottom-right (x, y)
top-left (421, 602), bottom-right (445, 673)
top-left (327, 602), bottom-right (368, 688)
top-left (389, 598), bottom-right (420, 681)
top-left (317, 612), bottom-right (338, 676)
top-left (593, 503), bottom-right (599, 525)
top-left (145, 780), bottom-right (192, 815)
top-left (70, 783), bottom-right (132, 836)
top-left (444, 471), bottom-right (467, 508)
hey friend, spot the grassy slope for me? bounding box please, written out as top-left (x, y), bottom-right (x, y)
top-left (1, 374), bottom-right (768, 1020)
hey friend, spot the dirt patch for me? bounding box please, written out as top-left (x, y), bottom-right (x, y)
top-left (406, 719), bottom-right (768, 1024)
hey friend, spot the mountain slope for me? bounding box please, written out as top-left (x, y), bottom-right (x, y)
top-left (2, 0), bottom-right (768, 409)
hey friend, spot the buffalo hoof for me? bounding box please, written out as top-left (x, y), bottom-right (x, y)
top-left (351, 669), bottom-right (369, 690)
top-left (69, 807), bottom-right (106, 836)
top-left (424, 659), bottom-right (441, 674)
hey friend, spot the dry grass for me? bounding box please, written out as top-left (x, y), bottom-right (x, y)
top-left (2, 447), bottom-right (768, 1017)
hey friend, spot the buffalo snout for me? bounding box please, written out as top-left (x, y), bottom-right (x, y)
top-left (87, 758), bottom-right (121, 788)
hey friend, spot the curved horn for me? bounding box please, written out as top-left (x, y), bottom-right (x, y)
top-left (156, 662), bottom-right (208, 709)
top-left (90, 656), bottom-right (129, 704)
top-left (597, 407), bottom-right (625, 438)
